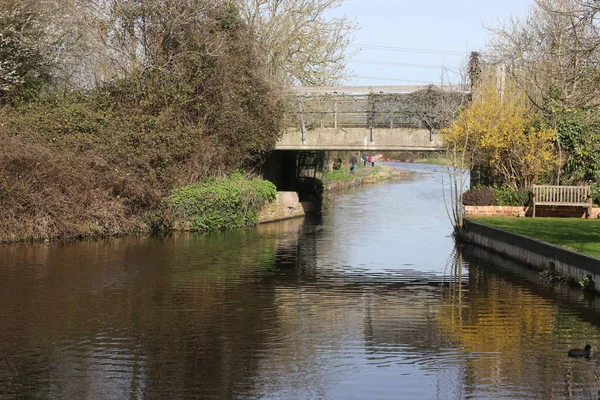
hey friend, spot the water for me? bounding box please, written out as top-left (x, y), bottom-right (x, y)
top-left (1, 163), bottom-right (600, 399)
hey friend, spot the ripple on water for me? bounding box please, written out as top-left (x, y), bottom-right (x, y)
top-left (1, 164), bottom-right (600, 399)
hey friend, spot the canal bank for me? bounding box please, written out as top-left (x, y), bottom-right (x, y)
top-left (322, 165), bottom-right (408, 192)
top-left (257, 165), bottom-right (408, 224)
top-left (459, 218), bottom-right (600, 292)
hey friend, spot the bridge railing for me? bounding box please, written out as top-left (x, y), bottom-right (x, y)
top-left (283, 87), bottom-right (465, 132)
top-left (285, 95), bottom-right (428, 130)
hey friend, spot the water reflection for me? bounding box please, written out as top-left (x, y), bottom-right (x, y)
top-left (0, 164), bottom-right (600, 399)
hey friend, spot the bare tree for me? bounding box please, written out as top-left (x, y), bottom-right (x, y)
top-left (0, 0), bottom-right (85, 99)
top-left (238, 0), bottom-right (358, 85)
top-left (486, 0), bottom-right (600, 111)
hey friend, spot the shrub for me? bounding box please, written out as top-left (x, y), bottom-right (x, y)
top-left (0, 131), bottom-right (146, 242)
top-left (493, 186), bottom-right (532, 206)
top-left (591, 183), bottom-right (600, 206)
top-left (462, 186), bottom-right (496, 206)
top-left (333, 158), bottom-right (343, 170)
top-left (170, 172), bottom-right (276, 231)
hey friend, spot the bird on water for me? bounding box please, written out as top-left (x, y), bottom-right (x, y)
top-left (568, 344), bottom-right (593, 358)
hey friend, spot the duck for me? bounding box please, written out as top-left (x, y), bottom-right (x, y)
top-left (568, 344), bottom-right (593, 358)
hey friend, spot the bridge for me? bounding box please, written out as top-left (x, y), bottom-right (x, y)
top-left (275, 85), bottom-right (467, 151)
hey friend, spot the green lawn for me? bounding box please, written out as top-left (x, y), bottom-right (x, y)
top-left (472, 217), bottom-right (600, 259)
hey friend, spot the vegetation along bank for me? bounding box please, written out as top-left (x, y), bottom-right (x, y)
top-left (0, 0), bottom-right (355, 243)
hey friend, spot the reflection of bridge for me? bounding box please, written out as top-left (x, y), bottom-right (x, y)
top-left (275, 85), bottom-right (467, 151)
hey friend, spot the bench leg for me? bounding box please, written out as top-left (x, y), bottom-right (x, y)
top-left (532, 204), bottom-right (536, 218)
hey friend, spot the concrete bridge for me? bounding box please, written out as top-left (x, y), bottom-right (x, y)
top-left (275, 85), bottom-right (467, 151)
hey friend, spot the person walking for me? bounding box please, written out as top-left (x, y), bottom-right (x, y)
top-left (367, 155), bottom-right (373, 167)
top-left (350, 155), bottom-right (358, 174)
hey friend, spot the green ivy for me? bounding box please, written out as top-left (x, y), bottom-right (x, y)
top-left (170, 173), bottom-right (276, 231)
top-left (554, 109), bottom-right (600, 183)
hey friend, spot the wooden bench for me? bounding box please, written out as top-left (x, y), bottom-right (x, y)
top-left (532, 185), bottom-right (592, 218)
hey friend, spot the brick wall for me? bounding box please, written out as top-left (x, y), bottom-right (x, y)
top-left (464, 205), bottom-right (600, 218)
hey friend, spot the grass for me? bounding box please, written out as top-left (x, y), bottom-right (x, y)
top-left (322, 165), bottom-right (385, 183)
top-left (473, 217), bottom-right (600, 259)
top-left (416, 158), bottom-right (451, 166)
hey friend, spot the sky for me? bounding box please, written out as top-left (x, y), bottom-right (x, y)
top-left (331, 0), bottom-right (533, 86)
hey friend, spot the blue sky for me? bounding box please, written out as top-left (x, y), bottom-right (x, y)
top-left (332, 0), bottom-right (532, 86)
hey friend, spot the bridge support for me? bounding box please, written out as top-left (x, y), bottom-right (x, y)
top-left (260, 150), bottom-right (298, 191)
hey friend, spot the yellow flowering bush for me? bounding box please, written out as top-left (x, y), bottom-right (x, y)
top-left (442, 82), bottom-right (557, 189)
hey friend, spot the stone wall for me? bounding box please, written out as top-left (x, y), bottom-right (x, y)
top-left (258, 191), bottom-right (317, 224)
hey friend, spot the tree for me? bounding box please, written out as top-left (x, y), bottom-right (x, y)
top-left (238, 0), bottom-right (357, 85)
top-left (442, 81), bottom-right (558, 190)
top-left (0, 0), bottom-right (83, 101)
top-left (487, 0), bottom-right (600, 112)
top-left (2, 0), bottom-right (285, 184)
top-left (485, 0), bottom-right (600, 185)
top-left (554, 108), bottom-right (600, 183)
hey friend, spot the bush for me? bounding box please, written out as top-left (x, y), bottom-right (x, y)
top-left (170, 172), bottom-right (276, 231)
top-left (591, 183), bottom-right (600, 206)
top-left (0, 131), bottom-right (147, 242)
top-left (493, 186), bottom-right (532, 206)
top-left (462, 186), bottom-right (496, 206)
top-left (0, 1), bottom-right (286, 242)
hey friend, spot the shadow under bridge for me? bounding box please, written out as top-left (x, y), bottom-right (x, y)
top-left (275, 85), bottom-right (467, 151)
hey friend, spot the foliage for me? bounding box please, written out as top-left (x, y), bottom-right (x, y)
top-left (86, 0), bottom-right (284, 169)
top-left (553, 109), bottom-right (600, 185)
top-left (591, 183), bottom-right (600, 207)
top-left (0, 0), bottom-right (286, 242)
top-left (368, 86), bottom-right (465, 132)
top-left (493, 186), bottom-right (531, 206)
top-left (442, 82), bottom-right (558, 189)
top-left (484, 1), bottom-right (600, 189)
top-left (579, 275), bottom-right (595, 292)
top-left (170, 173), bottom-right (276, 231)
top-left (0, 130), bottom-right (145, 242)
top-left (0, 0), bottom-right (81, 102)
top-left (332, 158), bottom-right (343, 170)
top-left (462, 185), bottom-right (531, 206)
top-left (487, 0), bottom-right (600, 112)
top-left (2, 0), bottom-right (285, 176)
top-left (474, 217), bottom-right (600, 259)
top-left (321, 164), bottom-right (392, 184)
top-left (462, 186), bottom-right (496, 206)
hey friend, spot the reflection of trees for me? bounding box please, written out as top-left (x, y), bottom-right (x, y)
top-left (6, 225), bottom-right (600, 398)
top-left (439, 245), bottom-right (600, 399)
top-left (0, 227), bottom-right (295, 398)
top-left (440, 249), bottom-right (555, 352)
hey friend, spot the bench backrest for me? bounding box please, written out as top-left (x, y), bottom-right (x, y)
top-left (532, 185), bottom-right (590, 206)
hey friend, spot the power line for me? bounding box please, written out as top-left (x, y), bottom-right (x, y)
top-left (351, 59), bottom-right (461, 70)
top-left (351, 76), bottom-right (439, 84)
top-left (349, 44), bottom-right (468, 56)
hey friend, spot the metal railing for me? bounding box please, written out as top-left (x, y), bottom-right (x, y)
top-left (284, 95), bottom-right (433, 130)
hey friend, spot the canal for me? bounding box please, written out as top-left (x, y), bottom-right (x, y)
top-left (1, 163), bottom-right (600, 399)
